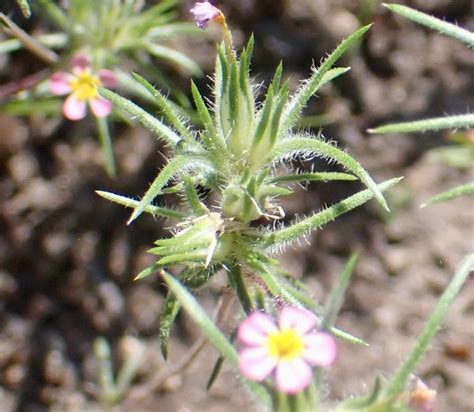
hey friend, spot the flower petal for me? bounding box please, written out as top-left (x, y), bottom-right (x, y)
top-left (239, 346), bottom-right (276, 381)
top-left (50, 72), bottom-right (73, 95)
top-left (89, 96), bottom-right (112, 118)
top-left (275, 358), bottom-right (312, 394)
top-left (63, 94), bottom-right (87, 120)
top-left (70, 53), bottom-right (91, 69)
top-left (190, 2), bottom-right (220, 29)
top-left (238, 312), bottom-right (278, 346)
top-left (279, 306), bottom-right (316, 335)
top-left (99, 69), bottom-right (117, 88)
top-left (303, 332), bottom-right (337, 367)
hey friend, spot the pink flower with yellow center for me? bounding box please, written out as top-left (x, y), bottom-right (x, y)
top-left (50, 54), bottom-right (116, 121)
top-left (237, 306), bottom-right (337, 394)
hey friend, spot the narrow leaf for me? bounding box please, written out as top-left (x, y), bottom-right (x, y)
top-left (421, 182), bottom-right (474, 207)
top-left (134, 263), bottom-right (161, 281)
top-left (207, 355), bottom-right (225, 390)
top-left (128, 155), bottom-right (208, 224)
top-left (383, 3), bottom-right (474, 47)
top-left (270, 137), bottom-right (389, 210)
top-left (16, 0), bottom-right (31, 18)
top-left (159, 292), bottom-right (180, 360)
top-left (190, 81), bottom-right (228, 156)
top-left (269, 172), bottom-right (358, 184)
top-left (280, 25), bottom-right (370, 133)
top-left (383, 253), bottom-right (474, 397)
top-left (265, 177), bottom-right (402, 247)
top-left (99, 88), bottom-right (182, 146)
top-left (96, 117), bottom-right (116, 177)
top-left (182, 174), bottom-right (208, 215)
top-left (95, 191), bottom-right (186, 220)
top-left (369, 114), bottom-right (474, 134)
top-left (321, 253), bottom-right (359, 330)
top-left (131, 72), bottom-right (194, 142)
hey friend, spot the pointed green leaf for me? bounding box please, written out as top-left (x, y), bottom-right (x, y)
top-left (182, 174), bottom-right (208, 215)
top-left (157, 252), bottom-right (205, 266)
top-left (270, 137), bottom-right (389, 210)
top-left (190, 81), bottom-right (229, 158)
top-left (95, 191), bottom-right (186, 220)
top-left (383, 3), bottom-right (474, 47)
top-left (131, 72), bottom-right (194, 142)
top-left (159, 292), bottom-right (180, 360)
top-left (321, 253), bottom-right (359, 330)
top-left (99, 88), bottom-right (182, 146)
top-left (16, 0), bottom-right (31, 18)
top-left (369, 114), bottom-right (474, 134)
top-left (265, 177), bottom-right (402, 247)
top-left (207, 355), bottom-right (225, 390)
top-left (134, 263), bottom-right (161, 280)
top-left (280, 25), bottom-right (370, 133)
top-left (128, 155), bottom-right (209, 224)
top-left (269, 172), bottom-right (357, 184)
top-left (421, 182), bottom-right (474, 207)
top-left (384, 253), bottom-right (474, 397)
top-left (227, 265), bottom-right (253, 314)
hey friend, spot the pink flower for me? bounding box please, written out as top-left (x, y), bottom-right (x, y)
top-left (408, 379), bottom-right (437, 412)
top-left (237, 306), bottom-right (337, 394)
top-left (50, 54), bottom-right (117, 121)
top-left (190, 2), bottom-right (223, 29)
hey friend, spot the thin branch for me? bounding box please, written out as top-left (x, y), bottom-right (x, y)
top-left (0, 13), bottom-right (58, 64)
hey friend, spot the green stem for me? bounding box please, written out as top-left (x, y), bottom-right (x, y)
top-left (96, 117), bottom-right (116, 177)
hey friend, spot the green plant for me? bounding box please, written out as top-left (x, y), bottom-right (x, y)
top-left (1, 0), bottom-right (202, 175)
top-left (370, 3), bottom-right (474, 206)
top-left (94, 3), bottom-right (472, 410)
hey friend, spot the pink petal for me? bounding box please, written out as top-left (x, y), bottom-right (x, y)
top-left (238, 312), bottom-right (278, 346)
top-left (50, 72), bottom-right (73, 95)
top-left (190, 2), bottom-right (221, 29)
top-left (239, 347), bottom-right (276, 381)
top-left (89, 96), bottom-right (112, 118)
top-left (303, 332), bottom-right (337, 367)
top-left (70, 53), bottom-right (91, 69)
top-left (275, 358), bottom-right (312, 394)
top-left (63, 94), bottom-right (87, 120)
top-left (279, 306), bottom-right (316, 335)
top-left (99, 69), bottom-right (117, 88)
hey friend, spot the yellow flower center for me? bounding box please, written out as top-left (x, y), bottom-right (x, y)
top-left (70, 70), bottom-right (101, 101)
top-left (266, 329), bottom-right (304, 361)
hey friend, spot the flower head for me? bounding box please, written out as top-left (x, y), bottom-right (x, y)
top-left (50, 54), bottom-right (117, 121)
top-left (190, 2), bottom-right (223, 29)
top-left (237, 306), bottom-right (337, 394)
top-left (408, 379), bottom-right (436, 412)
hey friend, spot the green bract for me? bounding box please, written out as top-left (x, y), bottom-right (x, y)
top-left (99, 25), bottom-right (399, 356)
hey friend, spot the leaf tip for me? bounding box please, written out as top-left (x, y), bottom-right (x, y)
top-left (127, 213), bottom-right (138, 225)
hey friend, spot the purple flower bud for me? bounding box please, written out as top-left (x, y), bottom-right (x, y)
top-left (190, 2), bottom-right (221, 29)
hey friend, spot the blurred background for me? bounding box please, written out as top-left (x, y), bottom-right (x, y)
top-left (0, 0), bottom-right (473, 410)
